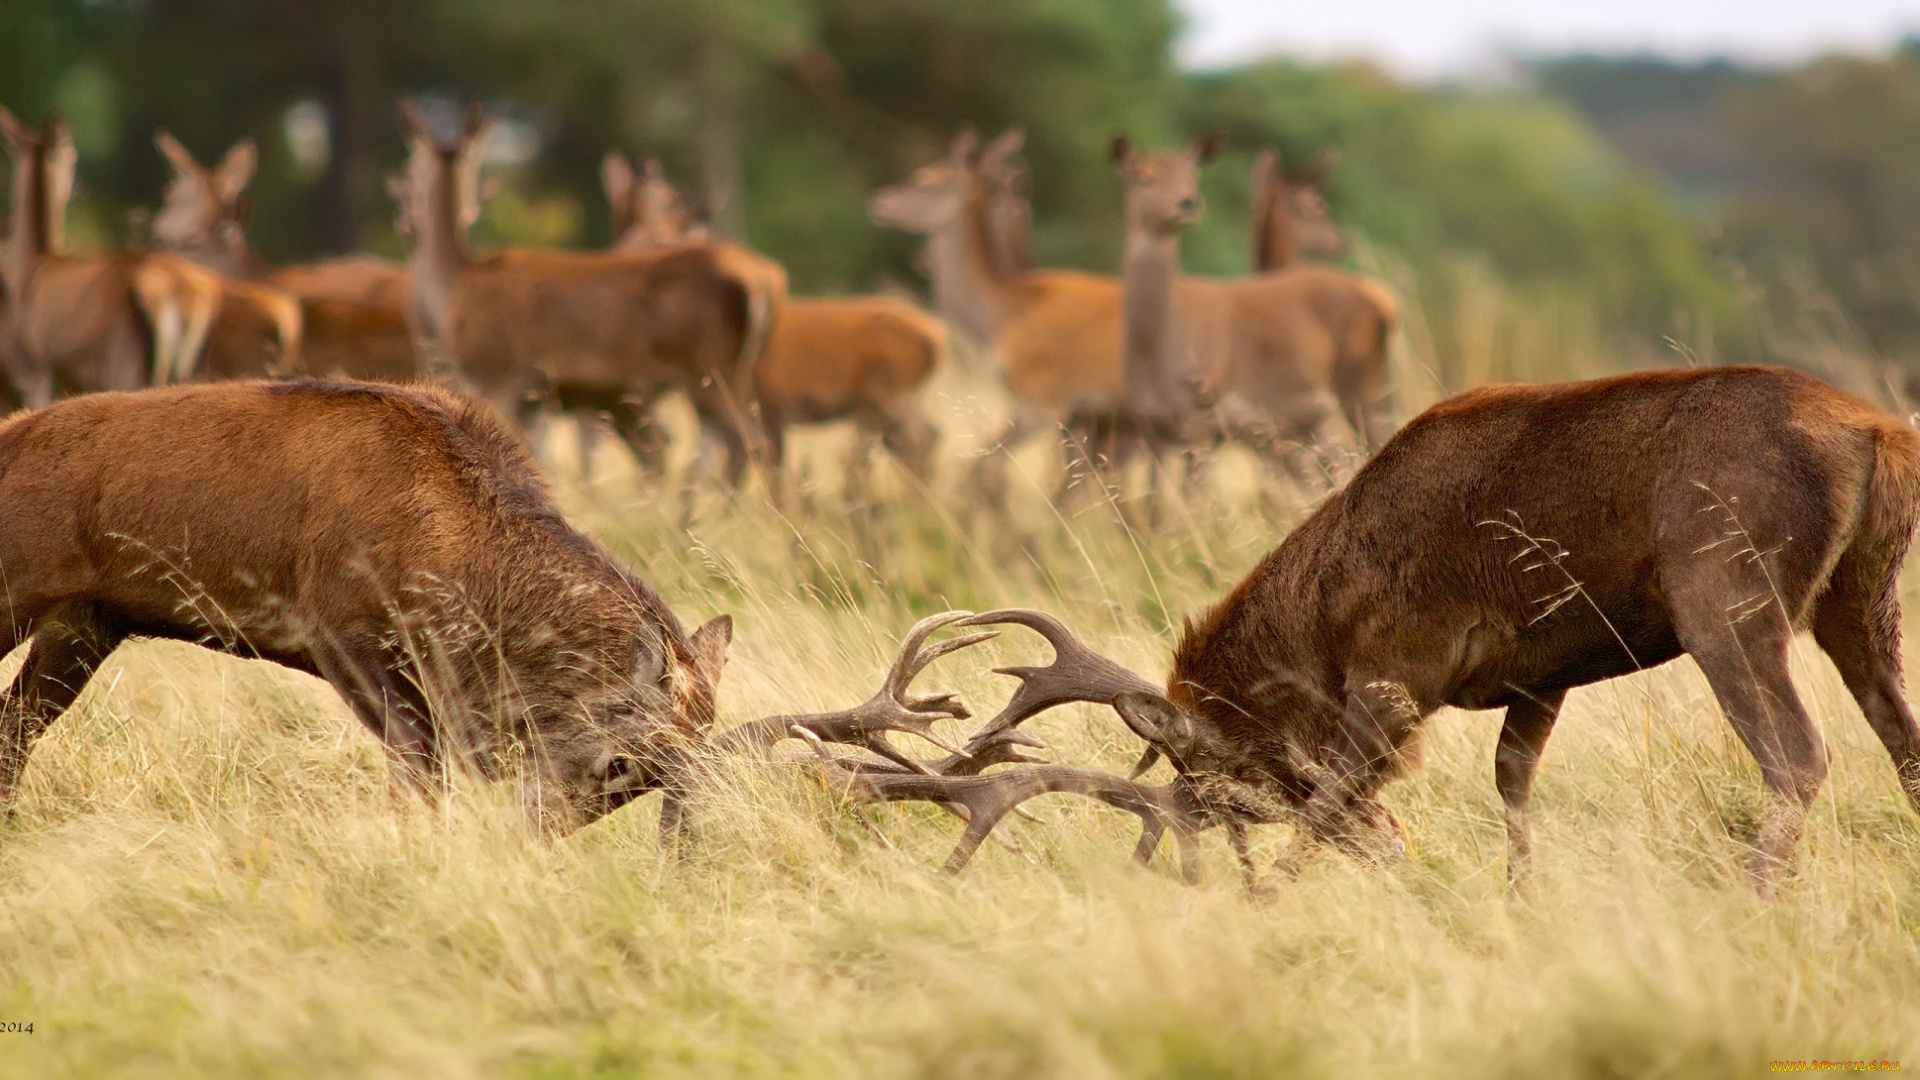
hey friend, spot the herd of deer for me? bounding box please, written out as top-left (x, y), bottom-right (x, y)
top-left (4, 99), bottom-right (1920, 895)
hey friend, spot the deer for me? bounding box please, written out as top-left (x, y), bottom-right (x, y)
top-left (1250, 147), bottom-right (1347, 272)
top-left (1110, 134), bottom-right (1399, 497)
top-left (0, 378), bottom-right (736, 835)
top-left (602, 151), bottom-right (946, 489)
top-left (149, 132), bottom-right (420, 383)
top-left (871, 129), bottom-right (1138, 510)
top-left (1, 107), bottom-right (220, 408)
top-left (396, 103), bottom-right (787, 515)
top-left (916, 366), bottom-right (1920, 891)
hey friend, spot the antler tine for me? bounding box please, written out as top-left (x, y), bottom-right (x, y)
top-left (715, 611), bottom-right (995, 769)
top-left (954, 609), bottom-right (1161, 747)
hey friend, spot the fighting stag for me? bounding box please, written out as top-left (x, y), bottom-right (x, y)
top-left (0, 380), bottom-right (731, 834)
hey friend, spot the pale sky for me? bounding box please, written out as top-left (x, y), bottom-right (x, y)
top-left (1177, 0), bottom-right (1920, 77)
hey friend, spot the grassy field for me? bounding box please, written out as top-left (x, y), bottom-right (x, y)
top-left (3, 348), bottom-right (1920, 1079)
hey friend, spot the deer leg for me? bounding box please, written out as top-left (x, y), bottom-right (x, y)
top-left (1674, 608), bottom-right (1824, 890)
top-left (1813, 566), bottom-right (1920, 814)
top-left (313, 638), bottom-right (443, 801)
top-left (606, 399), bottom-right (670, 481)
top-left (878, 409), bottom-right (939, 486)
top-left (1495, 689), bottom-right (1565, 885)
top-left (0, 605), bottom-right (124, 815)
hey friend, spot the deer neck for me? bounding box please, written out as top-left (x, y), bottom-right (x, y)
top-left (407, 158), bottom-right (473, 345)
top-left (1121, 225), bottom-right (1183, 413)
top-left (1255, 192), bottom-right (1297, 273)
top-left (922, 188), bottom-right (1023, 345)
top-left (4, 149), bottom-right (55, 298)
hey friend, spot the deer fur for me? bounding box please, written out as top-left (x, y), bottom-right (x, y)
top-left (1110, 366), bottom-right (1920, 886)
top-left (606, 153), bottom-right (945, 484)
top-left (151, 131), bottom-right (419, 382)
top-left (1, 107), bottom-right (220, 407)
top-left (0, 379), bottom-right (732, 832)
top-left (398, 104), bottom-right (785, 497)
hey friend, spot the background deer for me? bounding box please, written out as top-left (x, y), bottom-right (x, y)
top-left (1110, 134), bottom-right (1399, 493)
top-left (395, 102), bottom-right (787, 510)
top-left (0, 379), bottom-right (733, 834)
top-left (604, 152), bottom-right (946, 489)
top-left (871, 130), bottom-right (1134, 507)
top-left (997, 366), bottom-right (1920, 889)
top-left (1250, 148), bottom-right (1348, 272)
top-left (1, 107), bottom-right (219, 407)
top-left (150, 132), bottom-right (419, 382)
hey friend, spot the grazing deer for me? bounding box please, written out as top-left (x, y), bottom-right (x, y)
top-left (1250, 148), bottom-right (1347, 272)
top-left (1, 107), bottom-right (219, 407)
top-left (0, 379), bottom-right (733, 834)
top-left (976, 367), bottom-right (1920, 889)
top-left (1110, 135), bottom-right (1399, 491)
top-left (397, 103), bottom-right (785, 508)
top-left (150, 132), bottom-right (420, 383)
top-left (605, 153), bottom-right (945, 487)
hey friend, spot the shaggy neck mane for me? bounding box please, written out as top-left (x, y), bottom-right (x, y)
top-left (1167, 494), bottom-right (1348, 756)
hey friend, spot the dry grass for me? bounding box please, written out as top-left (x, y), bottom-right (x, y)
top-left (4, 346), bottom-right (1920, 1078)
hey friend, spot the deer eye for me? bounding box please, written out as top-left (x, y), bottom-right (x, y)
top-left (604, 755), bottom-right (639, 786)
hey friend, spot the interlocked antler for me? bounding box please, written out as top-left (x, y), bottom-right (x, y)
top-left (795, 728), bottom-right (1201, 882)
top-left (716, 611), bottom-right (996, 773)
top-left (953, 609), bottom-right (1162, 751)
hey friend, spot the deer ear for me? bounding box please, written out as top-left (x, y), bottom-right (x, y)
top-left (1193, 131), bottom-right (1225, 166)
top-left (602, 152), bottom-right (634, 205)
top-left (0, 105), bottom-right (26, 149)
top-left (1302, 149), bottom-right (1337, 189)
top-left (397, 98), bottom-right (431, 143)
top-left (1113, 690), bottom-right (1194, 756)
top-left (688, 615), bottom-right (732, 687)
top-left (155, 130), bottom-right (199, 176)
top-left (980, 127), bottom-right (1025, 172)
top-left (215, 139), bottom-right (258, 200)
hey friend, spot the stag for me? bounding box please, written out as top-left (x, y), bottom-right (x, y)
top-left (924, 368), bottom-right (1920, 890)
top-left (150, 132), bottom-right (419, 383)
top-left (1, 107), bottom-right (220, 407)
top-left (603, 152), bottom-right (946, 488)
top-left (0, 380), bottom-right (734, 833)
top-left (1110, 135), bottom-right (1398, 493)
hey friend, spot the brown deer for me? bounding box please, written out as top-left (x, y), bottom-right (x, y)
top-left (1110, 135), bottom-right (1399, 490)
top-left (1, 107), bottom-right (219, 407)
top-left (150, 132), bottom-right (420, 383)
top-left (871, 130), bottom-right (1134, 505)
top-left (604, 152), bottom-right (945, 486)
top-left (944, 367), bottom-right (1920, 890)
top-left (0, 379), bottom-right (733, 834)
top-left (397, 103), bottom-right (786, 506)
top-left (1250, 148), bottom-right (1347, 272)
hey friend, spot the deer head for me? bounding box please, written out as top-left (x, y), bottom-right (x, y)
top-left (1110, 132), bottom-right (1222, 236)
top-left (150, 132), bottom-right (257, 275)
top-left (525, 612), bottom-right (735, 833)
top-left (868, 128), bottom-right (980, 234)
top-left (602, 151), bottom-right (705, 248)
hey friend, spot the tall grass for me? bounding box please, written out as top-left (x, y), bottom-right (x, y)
top-left (3, 313), bottom-right (1919, 1077)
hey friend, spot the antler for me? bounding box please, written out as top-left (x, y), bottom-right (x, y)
top-left (952, 609), bottom-right (1161, 752)
top-left (716, 611), bottom-right (996, 773)
top-left (795, 729), bottom-right (1200, 882)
